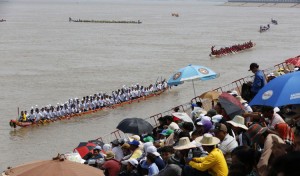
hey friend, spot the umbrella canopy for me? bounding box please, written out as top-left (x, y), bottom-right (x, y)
top-left (199, 91), bottom-right (221, 100)
top-left (116, 118), bottom-right (153, 135)
top-left (249, 71), bottom-right (300, 107)
top-left (285, 55), bottom-right (300, 67)
top-left (2, 158), bottom-right (104, 176)
top-left (172, 112), bottom-right (194, 124)
top-left (167, 64), bottom-right (219, 96)
top-left (218, 92), bottom-right (245, 119)
top-left (74, 142), bottom-right (96, 158)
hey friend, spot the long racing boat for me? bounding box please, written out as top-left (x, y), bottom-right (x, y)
top-left (9, 89), bottom-right (167, 128)
top-left (209, 41), bottom-right (255, 58)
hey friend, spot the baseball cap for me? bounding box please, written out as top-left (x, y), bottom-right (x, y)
top-left (212, 123), bottom-right (227, 133)
top-left (125, 159), bottom-right (139, 168)
top-left (160, 129), bottom-right (174, 136)
top-left (146, 146), bottom-right (160, 156)
top-left (249, 63), bottom-right (259, 71)
top-left (129, 140), bottom-right (140, 146)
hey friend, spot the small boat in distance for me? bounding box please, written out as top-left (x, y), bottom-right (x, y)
top-left (209, 41), bottom-right (255, 58)
top-left (171, 13), bottom-right (179, 17)
top-left (0, 19), bottom-right (6, 22)
top-left (259, 24), bottom-right (270, 33)
top-left (271, 18), bottom-right (278, 25)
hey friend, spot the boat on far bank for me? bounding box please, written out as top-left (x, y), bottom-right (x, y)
top-left (69, 17), bottom-right (142, 24)
top-left (0, 19), bottom-right (6, 22)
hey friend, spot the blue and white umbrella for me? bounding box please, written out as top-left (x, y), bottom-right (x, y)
top-left (167, 64), bottom-right (219, 97)
top-left (249, 71), bottom-right (300, 107)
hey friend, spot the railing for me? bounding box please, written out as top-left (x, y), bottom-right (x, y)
top-left (95, 62), bottom-right (290, 144)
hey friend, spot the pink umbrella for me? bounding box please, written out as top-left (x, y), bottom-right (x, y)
top-left (285, 55), bottom-right (300, 67)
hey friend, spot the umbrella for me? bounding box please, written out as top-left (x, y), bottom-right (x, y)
top-left (116, 118), bottom-right (153, 135)
top-left (249, 71), bottom-right (300, 107)
top-left (199, 91), bottom-right (221, 100)
top-left (172, 112), bottom-right (194, 124)
top-left (2, 156), bottom-right (104, 176)
top-left (167, 64), bottom-right (219, 97)
top-left (74, 142), bottom-right (96, 158)
top-left (285, 55), bottom-right (300, 67)
top-left (218, 92), bottom-right (245, 119)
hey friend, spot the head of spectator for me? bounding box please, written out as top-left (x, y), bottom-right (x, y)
top-left (227, 115), bottom-right (248, 134)
top-left (160, 129), bottom-right (174, 138)
top-left (160, 146), bottom-right (175, 162)
top-left (129, 140), bottom-right (140, 151)
top-left (248, 63), bottom-right (259, 73)
top-left (212, 123), bottom-right (228, 141)
top-left (165, 115), bottom-right (174, 125)
top-left (143, 136), bottom-right (154, 143)
top-left (125, 158), bottom-right (139, 172)
top-left (181, 122), bottom-right (194, 133)
top-left (158, 116), bottom-right (167, 126)
top-left (267, 151), bottom-right (300, 176)
top-left (195, 133), bottom-right (220, 153)
top-left (129, 135), bottom-right (141, 142)
top-left (195, 118), bottom-right (213, 134)
top-left (121, 143), bottom-right (131, 156)
top-left (246, 123), bottom-right (268, 146)
top-left (206, 109), bottom-right (217, 117)
top-left (261, 106), bottom-right (275, 120)
top-left (111, 139), bottom-right (120, 148)
top-left (103, 143), bottom-right (112, 154)
top-left (105, 151), bottom-right (115, 161)
top-left (191, 130), bottom-right (202, 141)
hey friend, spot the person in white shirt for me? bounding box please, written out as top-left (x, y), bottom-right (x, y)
top-left (111, 139), bottom-right (124, 161)
top-left (213, 123), bottom-right (238, 166)
top-left (262, 106), bottom-right (285, 130)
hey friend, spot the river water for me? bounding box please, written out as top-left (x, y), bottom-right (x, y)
top-left (0, 0), bottom-right (300, 169)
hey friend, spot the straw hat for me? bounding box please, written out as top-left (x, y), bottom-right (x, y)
top-left (105, 151), bottom-right (115, 160)
top-left (129, 135), bottom-right (140, 141)
top-left (173, 137), bottom-right (196, 150)
top-left (196, 133), bottom-right (220, 146)
top-left (227, 115), bottom-right (248, 130)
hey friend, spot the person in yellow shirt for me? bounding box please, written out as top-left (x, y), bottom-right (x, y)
top-left (184, 133), bottom-right (228, 176)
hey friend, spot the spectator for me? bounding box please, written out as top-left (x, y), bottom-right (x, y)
top-left (213, 123), bottom-right (238, 166)
top-left (101, 151), bottom-right (121, 176)
top-left (247, 63), bottom-right (266, 99)
top-left (185, 133), bottom-right (228, 176)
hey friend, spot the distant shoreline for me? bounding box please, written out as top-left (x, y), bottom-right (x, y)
top-left (222, 2), bottom-right (300, 7)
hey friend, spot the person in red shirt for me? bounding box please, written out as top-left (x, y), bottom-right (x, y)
top-left (101, 151), bottom-right (121, 176)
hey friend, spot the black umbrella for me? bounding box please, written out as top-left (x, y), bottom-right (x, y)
top-left (116, 118), bottom-right (153, 135)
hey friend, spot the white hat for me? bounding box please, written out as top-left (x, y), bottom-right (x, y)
top-left (211, 114), bottom-right (223, 123)
top-left (229, 90), bottom-right (238, 96)
top-left (94, 145), bottom-right (102, 150)
top-left (146, 146), bottom-right (160, 156)
top-left (236, 96), bottom-right (247, 104)
top-left (227, 115), bottom-right (248, 130)
top-left (173, 137), bottom-right (196, 150)
top-left (125, 159), bottom-right (139, 167)
top-left (195, 133), bottom-right (220, 146)
top-left (168, 122), bottom-right (180, 130)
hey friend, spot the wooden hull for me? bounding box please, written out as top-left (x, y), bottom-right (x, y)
top-left (9, 89), bottom-right (166, 128)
